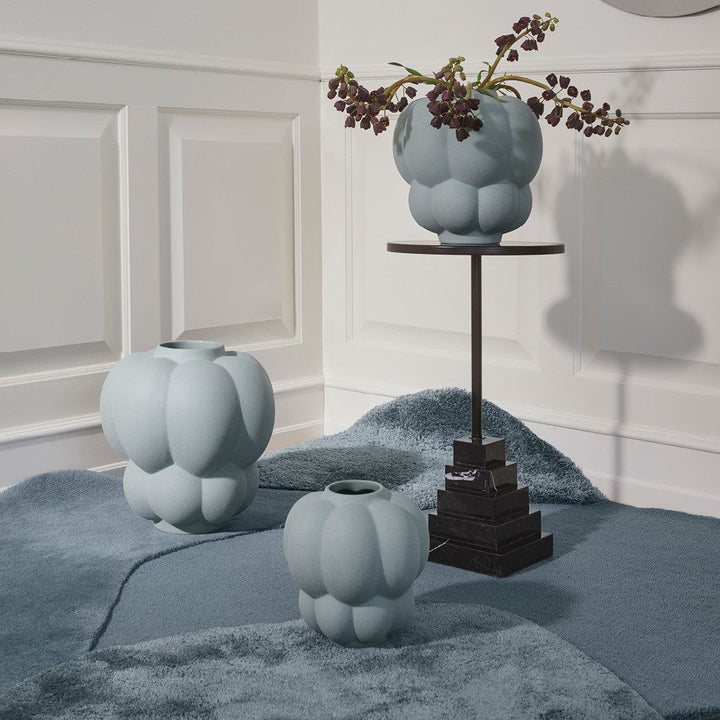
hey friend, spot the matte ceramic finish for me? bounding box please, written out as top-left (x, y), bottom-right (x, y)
top-left (393, 93), bottom-right (542, 245)
top-left (100, 340), bottom-right (274, 533)
top-left (283, 480), bottom-right (429, 646)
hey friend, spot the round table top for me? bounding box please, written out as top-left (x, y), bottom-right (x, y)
top-left (386, 241), bottom-right (565, 256)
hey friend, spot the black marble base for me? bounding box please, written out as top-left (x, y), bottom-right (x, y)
top-left (427, 436), bottom-right (554, 577)
top-left (429, 510), bottom-right (542, 552)
top-left (429, 532), bottom-right (553, 577)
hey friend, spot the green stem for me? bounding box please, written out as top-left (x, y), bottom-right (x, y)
top-left (383, 74), bottom-right (439, 102)
top-left (481, 25), bottom-right (534, 87)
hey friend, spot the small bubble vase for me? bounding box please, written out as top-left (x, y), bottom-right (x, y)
top-left (393, 93), bottom-right (543, 245)
top-left (100, 340), bottom-right (275, 534)
top-left (283, 479), bottom-right (429, 647)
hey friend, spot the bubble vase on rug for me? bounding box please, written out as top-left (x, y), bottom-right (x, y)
top-left (100, 340), bottom-right (275, 533)
top-left (393, 92), bottom-right (542, 245)
top-left (283, 480), bottom-right (429, 646)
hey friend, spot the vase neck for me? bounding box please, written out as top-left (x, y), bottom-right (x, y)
top-left (154, 340), bottom-right (225, 363)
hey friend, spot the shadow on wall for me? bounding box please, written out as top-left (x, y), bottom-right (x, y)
top-left (545, 85), bottom-right (720, 496)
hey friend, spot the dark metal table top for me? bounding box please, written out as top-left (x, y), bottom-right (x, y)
top-left (386, 241), bottom-right (565, 256)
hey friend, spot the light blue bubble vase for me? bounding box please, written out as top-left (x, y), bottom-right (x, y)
top-left (100, 340), bottom-right (275, 534)
top-left (393, 92), bottom-right (543, 245)
top-left (283, 479), bottom-right (429, 647)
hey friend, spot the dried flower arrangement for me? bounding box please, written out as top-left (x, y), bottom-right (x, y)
top-left (327, 12), bottom-right (630, 142)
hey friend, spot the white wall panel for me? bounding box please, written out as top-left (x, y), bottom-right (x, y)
top-left (579, 116), bottom-right (720, 381)
top-left (160, 111), bottom-right (297, 347)
top-left (0, 103), bottom-right (124, 379)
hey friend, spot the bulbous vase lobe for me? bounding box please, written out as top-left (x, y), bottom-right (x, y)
top-left (100, 340), bottom-right (274, 533)
top-left (393, 93), bottom-right (542, 245)
top-left (283, 479), bottom-right (429, 647)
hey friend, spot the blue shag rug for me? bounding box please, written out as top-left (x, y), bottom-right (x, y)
top-left (0, 604), bottom-right (661, 720)
top-left (260, 388), bottom-right (604, 508)
top-left (1, 389), bottom-right (717, 719)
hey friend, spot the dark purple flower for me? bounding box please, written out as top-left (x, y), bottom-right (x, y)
top-left (526, 96), bottom-right (544, 118)
top-left (559, 75), bottom-right (570, 89)
top-left (545, 113), bottom-right (560, 127)
top-left (581, 89), bottom-right (591, 102)
top-left (546, 73), bottom-right (558, 86)
top-left (495, 34), bottom-right (516, 48)
top-left (507, 49), bottom-right (519, 62)
top-left (521, 38), bottom-right (538, 51)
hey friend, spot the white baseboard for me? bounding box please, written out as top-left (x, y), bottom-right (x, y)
top-left (324, 382), bottom-right (720, 519)
top-left (266, 419), bottom-right (325, 452)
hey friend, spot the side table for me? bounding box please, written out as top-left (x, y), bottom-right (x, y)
top-left (387, 241), bottom-right (565, 577)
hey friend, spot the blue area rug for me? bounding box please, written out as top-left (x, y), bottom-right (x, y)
top-left (259, 388), bottom-right (604, 508)
top-left (0, 604), bottom-right (661, 720)
top-left (0, 470), bottom-right (305, 692)
top-left (0, 390), bottom-right (717, 719)
top-left (95, 503), bottom-right (720, 720)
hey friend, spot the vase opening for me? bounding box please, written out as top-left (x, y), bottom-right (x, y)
top-left (159, 340), bottom-right (223, 351)
top-left (327, 480), bottom-right (383, 496)
top-left (155, 340), bottom-right (225, 362)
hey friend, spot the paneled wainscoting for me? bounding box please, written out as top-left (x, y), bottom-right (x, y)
top-left (0, 39), bottom-right (322, 487)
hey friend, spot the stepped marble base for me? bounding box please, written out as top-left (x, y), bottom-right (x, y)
top-left (428, 436), bottom-right (553, 577)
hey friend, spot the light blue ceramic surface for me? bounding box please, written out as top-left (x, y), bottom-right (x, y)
top-left (100, 340), bottom-right (275, 533)
top-left (393, 93), bottom-right (543, 245)
top-left (283, 479), bottom-right (429, 646)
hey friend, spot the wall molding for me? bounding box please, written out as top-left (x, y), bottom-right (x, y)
top-left (321, 52), bottom-right (720, 81)
top-left (324, 375), bottom-right (720, 455)
top-left (0, 413), bottom-right (102, 445)
top-left (0, 375), bottom-right (324, 446)
top-left (0, 33), bottom-right (319, 81)
top-left (587, 469), bottom-right (720, 517)
top-left (0, 361), bottom-right (115, 388)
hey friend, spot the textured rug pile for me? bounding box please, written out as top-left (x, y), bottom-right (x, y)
top-left (0, 605), bottom-right (661, 720)
top-left (0, 390), bottom-right (717, 720)
top-left (260, 388), bottom-right (604, 508)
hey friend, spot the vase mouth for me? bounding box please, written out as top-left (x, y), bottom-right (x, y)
top-left (326, 480), bottom-right (383, 496)
top-left (155, 340), bottom-right (225, 362)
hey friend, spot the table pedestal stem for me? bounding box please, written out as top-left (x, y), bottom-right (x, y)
top-left (471, 255), bottom-right (483, 441)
